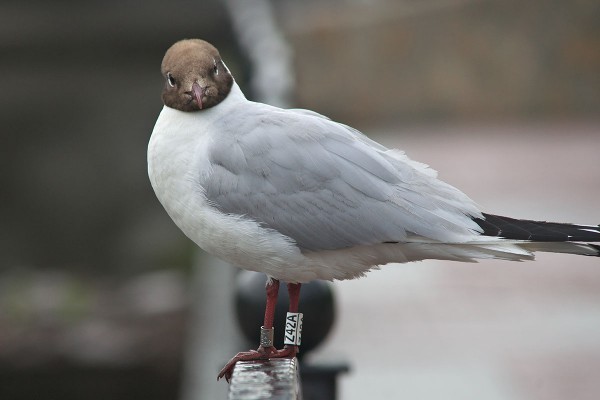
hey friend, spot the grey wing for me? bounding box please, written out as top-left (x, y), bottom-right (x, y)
top-left (204, 111), bottom-right (482, 251)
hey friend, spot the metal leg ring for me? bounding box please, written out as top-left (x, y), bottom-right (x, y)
top-left (260, 326), bottom-right (274, 347)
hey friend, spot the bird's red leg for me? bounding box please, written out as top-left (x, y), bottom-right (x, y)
top-left (255, 282), bottom-right (302, 361)
top-left (218, 278), bottom-right (283, 382)
top-left (217, 280), bottom-right (303, 382)
top-left (263, 278), bottom-right (280, 330)
top-left (269, 282), bottom-right (302, 358)
top-left (287, 282), bottom-right (301, 313)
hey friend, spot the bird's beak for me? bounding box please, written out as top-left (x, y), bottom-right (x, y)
top-left (192, 81), bottom-right (204, 109)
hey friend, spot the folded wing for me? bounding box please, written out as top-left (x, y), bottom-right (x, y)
top-left (203, 106), bottom-right (483, 251)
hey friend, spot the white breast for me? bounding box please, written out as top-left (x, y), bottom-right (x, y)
top-left (148, 101), bottom-right (317, 282)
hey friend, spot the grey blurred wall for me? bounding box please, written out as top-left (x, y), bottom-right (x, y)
top-left (278, 0), bottom-right (599, 126)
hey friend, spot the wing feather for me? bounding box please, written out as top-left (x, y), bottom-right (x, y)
top-left (203, 105), bottom-right (482, 251)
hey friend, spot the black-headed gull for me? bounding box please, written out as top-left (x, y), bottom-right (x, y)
top-left (147, 39), bottom-right (600, 382)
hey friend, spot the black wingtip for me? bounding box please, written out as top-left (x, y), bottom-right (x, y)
top-left (474, 213), bottom-right (600, 243)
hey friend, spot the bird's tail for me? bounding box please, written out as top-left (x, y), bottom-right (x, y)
top-left (473, 213), bottom-right (600, 257)
top-left (304, 213), bottom-right (599, 281)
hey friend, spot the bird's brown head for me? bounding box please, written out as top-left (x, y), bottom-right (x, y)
top-left (160, 39), bottom-right (234, 112)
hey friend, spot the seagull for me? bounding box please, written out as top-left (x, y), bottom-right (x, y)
top-left (147, 39), bottom-right (600, 382)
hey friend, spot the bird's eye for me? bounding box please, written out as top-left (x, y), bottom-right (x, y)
top-left (213, 60), bottom-right (219, 75)
top-left (166, 72), bottom-right (176, 87)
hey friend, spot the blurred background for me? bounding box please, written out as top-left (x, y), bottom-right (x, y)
top-left (1, 0), bottom-right (599, 399)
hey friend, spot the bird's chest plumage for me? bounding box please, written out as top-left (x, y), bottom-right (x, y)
top-left (148, 106), bottom-right (225, 241)
top-left (147, 105), bottom-right (306, 277)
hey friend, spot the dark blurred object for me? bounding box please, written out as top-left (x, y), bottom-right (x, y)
top-left (300, 362), bottom-right (349, 400)
top-left (0, 365), bottom-right (179, 400)
top-left (0, 269), bottom-right (189, 400)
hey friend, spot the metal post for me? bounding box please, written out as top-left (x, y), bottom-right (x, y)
top-left (228, 358), bottom-right (302, 400)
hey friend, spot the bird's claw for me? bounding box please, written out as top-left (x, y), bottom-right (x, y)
top-left (217, 345), bottom-right (298, 383)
